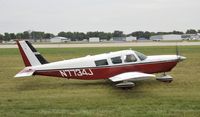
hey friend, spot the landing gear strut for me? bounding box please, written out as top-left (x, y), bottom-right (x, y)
top-left (156, 72), bottom-right (173, 83)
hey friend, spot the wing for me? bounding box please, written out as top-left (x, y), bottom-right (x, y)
top-left (109, 72), bottom-right (155, 82)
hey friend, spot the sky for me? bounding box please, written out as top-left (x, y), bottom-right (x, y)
top-left (0, 0), bottom-right (199, 34)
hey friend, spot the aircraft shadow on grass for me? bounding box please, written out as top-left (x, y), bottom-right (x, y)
top-left (16, 78), bottom-right (163, 92)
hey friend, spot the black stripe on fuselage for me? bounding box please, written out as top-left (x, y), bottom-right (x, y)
top-left (25, 41), bottom-right (49, 64)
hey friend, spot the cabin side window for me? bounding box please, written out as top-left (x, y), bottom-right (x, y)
top-left (124, 54), bottom-right (137, 62)
top-left (95, 59), bottom-right (108, 66)
top-left (111, 56), bottom-right (122, 64)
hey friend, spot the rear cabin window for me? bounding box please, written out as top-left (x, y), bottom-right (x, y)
top-left (124, 54), bottom-right (137, 62)
top-left (111, 56), bottom-right (122, 64)
top-left (95, 59), bottom-right (108, 66)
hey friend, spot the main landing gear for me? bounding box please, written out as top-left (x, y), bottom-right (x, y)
top-left (156, 73), bottom-right (173, 83)
top-left (115, 81), bottom-right (135, 89)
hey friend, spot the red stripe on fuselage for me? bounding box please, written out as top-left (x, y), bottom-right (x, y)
top-left (34, 60), bottom-right (178, 80)
top-left (16, 41), bottom-right (31, 66)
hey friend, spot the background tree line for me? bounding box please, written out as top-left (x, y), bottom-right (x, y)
top-left (0, 31), bottom-right (54, 42)
top-left (0, 29), bottom-right (200, 41)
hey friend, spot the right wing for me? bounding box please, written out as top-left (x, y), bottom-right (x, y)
top-left (109, 72), bottom-right (155, 82)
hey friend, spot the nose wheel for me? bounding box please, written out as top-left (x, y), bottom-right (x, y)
top-left (156, 73), bottom-right (173, 83)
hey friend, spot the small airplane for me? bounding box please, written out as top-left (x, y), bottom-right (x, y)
top-left (15, 40), bottom-right (186, 88)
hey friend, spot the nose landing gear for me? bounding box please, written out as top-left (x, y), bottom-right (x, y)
top-left (156, 73), bottom-right (173, 83)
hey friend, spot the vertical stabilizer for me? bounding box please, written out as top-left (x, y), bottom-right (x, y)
top-left (16, 40), bottom-right (48, 66)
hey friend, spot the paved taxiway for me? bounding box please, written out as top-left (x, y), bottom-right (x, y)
top-left (0, 41), bottom-right (200, 48)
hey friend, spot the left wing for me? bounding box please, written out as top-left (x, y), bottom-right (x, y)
top-left (109, 72), bottom-right (155, 82)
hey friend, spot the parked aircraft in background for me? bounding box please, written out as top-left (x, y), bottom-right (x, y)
top-left (15, 40), bottom-right (186, 88)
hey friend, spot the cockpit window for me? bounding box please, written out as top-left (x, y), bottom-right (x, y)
top-left (111, 56), bottom-right (122, 64)
top-left (95, 59), bottom-right (108, 66)
top-left (135, 51), bottom-right (147, 61)
top-left (124, 54), bottom-right (137, 62)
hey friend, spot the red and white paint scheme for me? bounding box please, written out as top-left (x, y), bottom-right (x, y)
top-left (15, 40), bottom-right (186, 88)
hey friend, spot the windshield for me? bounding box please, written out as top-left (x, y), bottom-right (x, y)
top-left (135, 51), bottom-right (147, 61)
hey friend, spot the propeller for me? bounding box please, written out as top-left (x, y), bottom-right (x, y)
top-left (176, 43), bottom-right (180, 56)
top-left (175, 43), bottom-right (186, 62)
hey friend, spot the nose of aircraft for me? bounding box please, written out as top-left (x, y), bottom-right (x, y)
top-left (178, 55), bottom-right (186, 62)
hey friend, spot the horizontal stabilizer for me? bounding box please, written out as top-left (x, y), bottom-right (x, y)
top-left (15, 67), bottom-right (35, 78)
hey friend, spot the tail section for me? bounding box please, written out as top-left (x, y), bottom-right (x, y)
top-left (16, 40), bottom-right (48, 66)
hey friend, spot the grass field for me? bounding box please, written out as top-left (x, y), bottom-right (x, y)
top-left (0, 46), bottom-right (200, 117)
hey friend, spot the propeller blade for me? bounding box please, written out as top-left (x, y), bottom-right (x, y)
top-left (176, 44), bottom-right (179, 56)
top-left (176, 43), bottom-right (181, 61)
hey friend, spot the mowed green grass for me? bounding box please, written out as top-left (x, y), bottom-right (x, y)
top-left (0, 46), bottom-right (200, 117)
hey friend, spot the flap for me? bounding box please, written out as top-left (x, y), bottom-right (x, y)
top-left (109, 72), bottom-right (155, 82)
